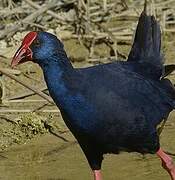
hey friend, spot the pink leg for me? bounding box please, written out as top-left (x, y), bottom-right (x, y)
top-left (93, 170), bottom-right (102, 180)
top-left (156, 148), bottom-right (175, 180)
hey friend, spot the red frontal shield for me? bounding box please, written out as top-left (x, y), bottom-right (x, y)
top-left (11, 32), bottom-right (37, 68)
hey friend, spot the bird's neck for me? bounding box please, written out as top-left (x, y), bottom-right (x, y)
top-left (42, 56), bottom-right (76, 107)
top-left (41, 56), bottom-right (95, 131)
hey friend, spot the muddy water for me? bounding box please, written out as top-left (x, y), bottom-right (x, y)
top-left (0, 112), bottom-right (175, 180)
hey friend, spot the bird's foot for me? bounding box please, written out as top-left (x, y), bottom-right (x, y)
top-left (157, 148), bottom-right (175, 180)
top-left (93, 170), bottom-right (102, 180)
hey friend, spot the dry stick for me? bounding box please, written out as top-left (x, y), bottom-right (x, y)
top-left (156, 0), bottom-right (175, 7)
top-left (5, 99), bottom-right (49, 103)
top-left (164, 29), bottom-right (175, 33)
top-left (79, 0), bottom-right (87, 10)
top-left (90, 2), bottom-right (115, 11)
top-left (0, 109), bottom-right (58, 113)
top-left (0, 7), bottom-right (25, 17)
top-left (32, 102), bottom-right (50, 112)
top-left (103, 0), bottom-right (107, 12)
top-left (95, 23), bottom-right (118, 59)
top-left (61, 34), bottom-right (132, 41)
top-left (151, 0), bottom-right (156, 18)
top-left (22, 72), bottom-right (41, 83)
top-left (166, 20), bottom-right (175, 25)
top-left (91, 13), bottom-right (138, 22)
top-left (88, 56), bottom-right (119, 63)
top-left (0, 68), bottom-right (21, 75)
top-left (120, 0), bottom-right (128, 10)
top-left (86, 0), bottom-right (91, 34)
top-left (89, 38), bottom-right (96, 58)
top-left (162, 11), bottom-right (166, 32)
top-left (8, 86), bottom-right (48, 100)
top-left (90, 6), bottom-right (135, 17)
top-left (0, 76), bottom-right (5, 102)
top-left (22, 21), bottom-right (47, 30)
top-left (0, 68), bottom-right (54, 104)
top-left (0, 116), bottom-right (17, 124)
top-left (91, 13), bottom-right (138, 21)
top-left (0, 0), bottom-right (58, 39)
top-left (24, 0), bottom-right (76, 22)
top-left (77, 2), bottom-right (131, 57)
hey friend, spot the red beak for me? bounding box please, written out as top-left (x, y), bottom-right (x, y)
top-left (11, 32), bottom-right (37, 68)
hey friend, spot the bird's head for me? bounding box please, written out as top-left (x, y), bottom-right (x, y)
top-left (11, 31), bottom-right (65, 68)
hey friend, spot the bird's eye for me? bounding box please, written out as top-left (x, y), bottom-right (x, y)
top-left (34, 39), bottom-right (40, 47)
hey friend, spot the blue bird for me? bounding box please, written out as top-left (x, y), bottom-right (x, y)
top-left (11, 6), bottom-right (175, 180)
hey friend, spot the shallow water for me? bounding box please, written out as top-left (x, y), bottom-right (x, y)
top-left (0, 112), bottom-right (175, 180)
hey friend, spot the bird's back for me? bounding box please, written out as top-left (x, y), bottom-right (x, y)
top-left (77, 61), bottom-right (174, 122)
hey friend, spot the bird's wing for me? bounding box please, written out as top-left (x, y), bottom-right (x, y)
top-left (76, 64), bottom-right (174, 133)
top-left (127, 6), bottom-right (163, 79)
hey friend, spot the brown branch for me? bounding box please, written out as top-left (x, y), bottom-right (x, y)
top-left (0, 68), bottom-right (54, 104)
top-left (8, 86), bottom-right (48, 100)
top-left (0, 0), bottom-right (58, 39)
top-left (24, 0), bottom-right (76, 22)
top-left (0, 109), bottom-right (59, 113)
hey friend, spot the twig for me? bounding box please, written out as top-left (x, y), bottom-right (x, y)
top-left (0, 116), bottom-right (17, 124)
top-left (32, 102), bottom-right (50, 112)
top-left (8, 87), bottom-right (48, 100)
top-left (0, 68), bottom-right (21, 75)
top-left (4, 99), bottom-right (50, 103)
top-left (22, 21), bottom-right (47, 30)
top-left (0, 68), bottom-right (54, 104)
top-left (86, 0), bottom-right (91, 34)
top-left (94, 23), bottom-right (118, 59)
top-left (0, 7), bottom-right (25, 17)
top-left (0, 109), bottom-right (59, 113)
top-left (24, 0), bottom-right (76, 22)
top-left (0, 0), bottom-right (58, 39)
top-left (103, 0), bottom-right (107, 12)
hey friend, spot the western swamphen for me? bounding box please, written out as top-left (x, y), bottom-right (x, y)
top-left (11, 5), bottom-right (175, 180)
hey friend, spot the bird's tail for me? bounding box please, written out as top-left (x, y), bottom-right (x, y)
top-left (128, 0), bottom-right (163, 71)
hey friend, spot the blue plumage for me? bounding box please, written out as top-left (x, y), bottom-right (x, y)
top-left (11, 9), bottom-right (175, 179)
top-left (31, 30), bottom-right (175, 169)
